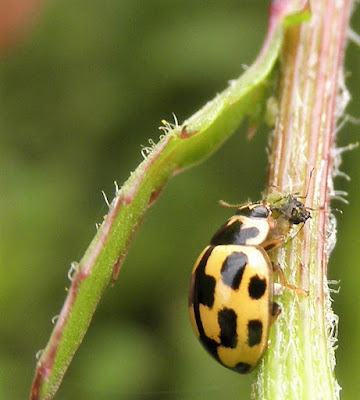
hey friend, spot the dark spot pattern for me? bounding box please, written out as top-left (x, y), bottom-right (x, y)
top-left (190, 246), bottom-right (221, 362)
top-left (249, 205), bottom-right (270, 218)
top-left (234, 362), bottom-right (252, 374)
top-left (236, 205), bottom-right (269, 219)
top-left (234, 226), bottom-right (260, 245)
top-left (248, 320), bottom-right (263, 347)
top-left (248, 275), bottom-right (267, 299)
top-left (221, 251), bottom-right (248, 290)
top-left (199, 335), bottom-right (220, 362)
top-left (218, 308), bottom-right (238, 348)
top-left (192, 247), bottom-right (217, 308)
top-left (210, 220), bottom-right (260, 246)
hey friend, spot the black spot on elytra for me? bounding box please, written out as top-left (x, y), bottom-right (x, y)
top-left (234, 362), bottom-right (252, 374)
top-left (210, 221), bottom-right (236, 245)
top-left (221, 251), bottom-right (248, 290)
top-left (218, 308), bottom-right (238, 348)
top-left (192, 247), bottom-right (217, 308)
top-left (190, 246), bottom-right (220, 361)
top-left (199, 334), bottom-right (220, 362)
top-left (210, 220), bottom-right (260, 246)
top-left (248, 275), bottom-right (267, 299)
top-left (248, 320), bottom-right (263, 347)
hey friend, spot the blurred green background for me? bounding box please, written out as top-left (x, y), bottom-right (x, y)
top-left (1, 1), bottom-right (359, 399)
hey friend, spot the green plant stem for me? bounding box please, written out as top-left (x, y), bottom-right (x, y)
top-left (252, 1), bottom-right (354, 399)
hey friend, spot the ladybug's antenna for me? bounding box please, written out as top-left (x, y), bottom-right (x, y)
top-left (219, 200), bottom-right (254, 209)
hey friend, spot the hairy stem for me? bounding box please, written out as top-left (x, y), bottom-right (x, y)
top-left (252, 1), bottom-right (354, 399)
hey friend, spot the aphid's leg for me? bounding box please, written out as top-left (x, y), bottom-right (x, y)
top-left (272, 263), bottom-right (309, 296)
top-left (270, 302), bottom-right (281, 325)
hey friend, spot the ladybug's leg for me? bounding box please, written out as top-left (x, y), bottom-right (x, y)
top-left (272, 263), bottom-right (308, 296)
top-left (262, 237), bottom-right (284, 252)
top-left (269, 302), bottom-right (281, 326)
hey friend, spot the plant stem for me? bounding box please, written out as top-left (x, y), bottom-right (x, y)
top-left (252, 1), bottom-right (354, 399)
